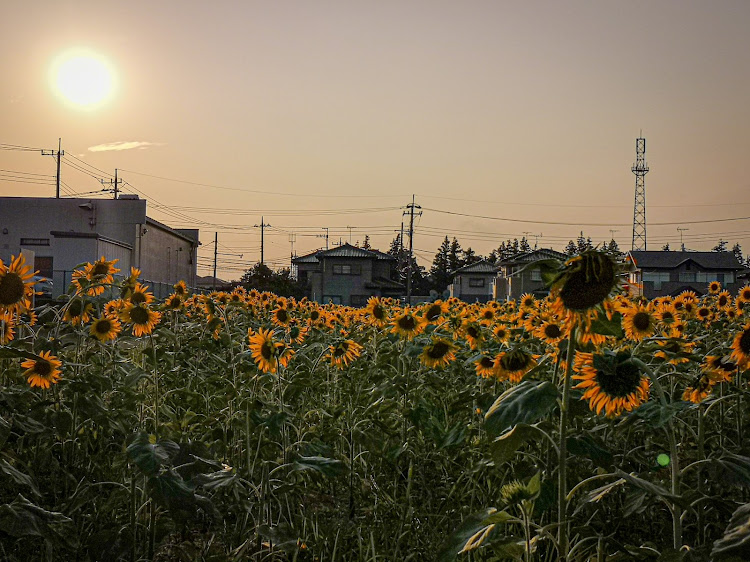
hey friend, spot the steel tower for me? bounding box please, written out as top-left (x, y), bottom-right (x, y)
top-left (631, 136), bottom-right (649, 251)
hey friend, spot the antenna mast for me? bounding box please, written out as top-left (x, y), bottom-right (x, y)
top-left (631, 135), bottom-right (649, 251)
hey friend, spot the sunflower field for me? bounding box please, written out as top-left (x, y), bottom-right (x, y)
top-left (1, 251), bottom-right (750, 561)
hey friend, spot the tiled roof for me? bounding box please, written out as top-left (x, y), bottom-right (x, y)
top-left (365, 276), bottom-right (405, 290)
top-left (451, 260), bottom-right (498, 275)
top-left (498, 248), bottom-right (567, 265)
top-left (292, 250), bottom-right (321, 264)
top-left (628, 251), bottom-right (745, 270)
top-left (368, 248), bottom-right (398, 261)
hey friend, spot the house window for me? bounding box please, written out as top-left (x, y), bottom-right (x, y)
top-left (468, 278), bottom-right (485, 288)
top-left (20, 238), bottom-right (50, 246)
top-left (531, 269), bottom-right (542, 281)
top-left (678, 272), bottom-right (696, 283)
top-left (350, 295), bottom-right (370, 307)
top-left (643, 271), bottom-right (670, 290)
top-left (696, 272), bottom-right (728, 284)
top-left (332, 264), bottom-right (361, 275)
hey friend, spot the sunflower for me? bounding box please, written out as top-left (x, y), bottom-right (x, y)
top-left (462, 320), bottom-right (485, 350)
top-left (477, 305), bottom-right (497, 325)
top-left (493, 324), bottom-right (511, 344)
top-left (551, 250), bottom-right (618, 314)
top-left (534, 319), bottom-right (566, 345)
top-left (287, 321), bottom-right (309, 344)
top-left (422, 300), bottom-right (449, 323)
top-left (494, 348), bottom-right (538, 383)
top-left (248, 327), bottom-right (285, 373)
top-left (0, 254), bottom-right (36, 315)
top-left (391, 311), bottom-right (425, 340)
top-left (708, 280), bottom-right (722, 294)
top-left (21, 351), bottom-right (63, 389)
top-left (519, 293), bottom-right (536, 311)
top-left (653, 338), bottom-right (695, 365)
top-left (730, 323), bottom-right (750, 367)
top-left (682, 375), bottom-right (716, 404)
top-left (419, 337), bottom-right (458, 368)
top-left (572, 351), bottom-right (650, 418)
top-left (120, 267), bottom-right (141, 299)
top-left (653, 303), bottom-right (679, 328)
top-left (63, 298), bottom-right (93, 326)
top-left (328, 339), bottom-right (364, 369)
top-left (0, 311), bottom-right (16, 344)
top-left (119, 303), bottom-right (161, 337)
top-left (89, 316), bottom-right (122, 342)
top-left (73, 256), bottom-right (120, 296)
top-left (104, 299), bottom-right (126, 317)
top-left (474, 355), bottom-right (496, 378)
top-left (173, 280), bottom-right (188, 296)
top-left (129, 283), bottom-right (155, 306)
top-left (738, 285), bottom-right (750, 304)
top-left (272, 306), bottom-right (292, 327)
top-left (695, 306), bottom-right (713, 324)
top-left (702, 355), bottom-right (736, 383)
top-left (163, 293), bottom-right (184, 311)
top-left (716, 291), bottom-right (732, 310)
top-left (622, 304), bottom-right (657, 342)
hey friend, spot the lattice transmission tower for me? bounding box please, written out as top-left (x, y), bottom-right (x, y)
top-left (631, 136), bottom-right (649, 251)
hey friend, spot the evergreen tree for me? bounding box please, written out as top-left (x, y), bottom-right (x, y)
top-left (430, 236), bottom-right (452, 292)
top-left (519, 237), bottom-right (531, 253)
top-left (448, 238), bottom-right (464, 271)
top-left (662, 243), bottom-right (671, 251)
top-left (241, 263), bottom-right (306, 298)
top-left (712, 239), bottom-right (728, 252)
top-left (605, 239), bottom-right (624, 260)
top-left (362, 235), bottom-right (372, 250)
top-left (463, 247), bottom-right (481, 265)
top-left (510, 238), bottom-right (520, 256)
top-left (488, 249), bottom-right (499, 263)
top-left (576, 232), bottom-right (593, 254)
top-left (564, 240), bottom-right (578, 256)
top-left (732, 243), bottom-right (743, 264)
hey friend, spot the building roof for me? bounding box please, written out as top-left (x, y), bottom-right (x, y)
top-left (451, 259), bottom-right (498, 275)
top-left (627, 250), bottom-right (746, 271)
top-left (146, 216), bottom-right (201, 246)
top-left (498, 248), bottom-right (567, 265)
top-left (292, 243), bottom-right (396, 264)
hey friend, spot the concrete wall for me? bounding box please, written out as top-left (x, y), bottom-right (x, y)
top-left (320, 258), bottom-right (373, 306)
top-left (451, 273), bottom-right (495, 302)
top-left (139, 222), bottom-right (197, 286)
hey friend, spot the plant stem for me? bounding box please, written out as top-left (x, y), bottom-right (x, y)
top-left (557, 325), bottom-right (577, 561)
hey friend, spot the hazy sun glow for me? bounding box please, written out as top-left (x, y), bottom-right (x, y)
top-left (54, 53), bottom-right (114, 107)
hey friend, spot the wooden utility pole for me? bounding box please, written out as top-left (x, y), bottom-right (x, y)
top-left (41, 138), bottom-right (64, 198)
top-left (212, 232), bottom-right (218, 291)
top-left (404, 195), bottom-right (421, 303)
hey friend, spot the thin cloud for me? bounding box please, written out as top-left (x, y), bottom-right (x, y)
top-left (88, 141), bottom-right (164, 152)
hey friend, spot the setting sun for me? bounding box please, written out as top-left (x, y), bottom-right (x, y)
top-left (53, 52), bottom-right (114, 107)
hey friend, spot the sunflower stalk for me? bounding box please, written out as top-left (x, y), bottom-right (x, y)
top-left (557, 325), bottom-right (576, 561)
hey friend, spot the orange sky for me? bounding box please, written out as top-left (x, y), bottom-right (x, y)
top-left (2, 1), bottom-right (749, 280)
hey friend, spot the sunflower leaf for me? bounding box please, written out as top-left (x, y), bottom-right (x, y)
top-left (0, 494), bottom-right (74, 544)
top-left (711, 502), bottom-right (750, 560)
top-left (614, 470), bottom-right (692, 510)
top-left (0, 460), bottom-right (41, 498)
top-left (126, 432), bottom-right (180, 476)
top-left (589, 313), bottom-right (624, 338)
top-left (484, 380), bottom-right (559, 437)
top-left (436, 508), bottom-right (500, 562)
top-left (288, 456), bottom-right (346, 478)
top-left (490, 423), bottom-right (547, 466)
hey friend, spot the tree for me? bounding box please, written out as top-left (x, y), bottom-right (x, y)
top-left (519, 237), bottom-right (531, 253)
top-left (564, 240), bottom-right (578, 256)
top-left (240, 263), bottom-right (306, 299)
top-left (463, 247), bottom-right (481, 265)
top-left (361, 235), bottom-right (372, 250)
top-left (732, 243), bottom-right (743, 264)
top-left (576, 232), bottom-right (593, 254)
top-left (712, 239), bottom-right (728, 252)
top-left (662, 243), bottom-right (671, 251)
top-left (448, 238), bottom-right (464, 272)
top-left (430, 236), bottom-right (452, 293)
top-left (605, 239), bottom-right (624, 260)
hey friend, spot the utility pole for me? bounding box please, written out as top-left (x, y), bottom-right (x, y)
top-left (114, 168), bottom-right (119, 199)
top-left (212, 232), bottom-right (218, 291)
top-left (403, 195), bottom-right (422, 303)
top-left (678, 227), bottom-right (689, 251)
top-left (322, 227), bottom-right (329, 250)
top-left (254, 217), bottom-right (269, 265)
top-left (41, 138), bottom-right (64, 198)
top-left (347, 226), bottom-right (353, 244)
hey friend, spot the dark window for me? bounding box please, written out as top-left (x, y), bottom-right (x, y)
top-left (332, 264), bottom-right (361, 275)
top-left (21, 238), bottom-right (50, 246)
top-left (350, 294), bottom-right (370, 307)
top-left (34, 256), bottom-right (53, 278)
top-left (323, 295), bottom-right (342, 304)
top-left (469, 278), bottom-right (485, 288)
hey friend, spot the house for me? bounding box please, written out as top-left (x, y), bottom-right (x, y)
top-left (292, 243), bottom-right (403, 306)
top-left (626, 250), bottom-right (747, 298)
top-left (449, 260), bottom-right (497, 303)
top-left (495, 248), bottom-right (567, 301)
top-left (0, 196), bottom-right (200, 297)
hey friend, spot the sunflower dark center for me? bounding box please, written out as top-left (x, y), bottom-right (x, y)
top-left (466, 325), bottom-right (480, 338)
top-left (496, 329), bottom-right (507, 339)
top-left (310, 311), bottom-right (320, 321)
top-left (661, 311), bottom-right (674, 322)
top-left (289, 326), bottom-right (300, 339)
top-left (502, 352), bottom-right (530, 372)
top-left (92, 263), bottom-right (110, 276)
top-left (130, 306), bottom-right (150, 324)
top-left (595, 360), bottom-right (641, 398)
top-left (34, 360), bottom-right (52, 378)
top-left (718, 295), bottom-right (729, 307)
top-left (559, 253), bottom-right (616, 311)
top-left (260, 341), bottom-right (274, 360)
top-left (739, 329), bottom-right (750, 354)
top-left (425, 305), bottom-right (442, 321)
top-left (697, 308), bottom-right (710, 318)
top-left (544, 324), bottom-right (562, 338)
top-left (333, 342), bottom-right (349, 357)
top-left (131, 292), bottom-right (147, 305)
top-left (427, 341), bottom-right (451, 359)
top-left (373, 305), bottom-right (386, 320)
top-left (482, 310), bottom-right (493, 320)
top-left (68, 299), bottom-right (84, 316)
top-left (0, 273), bottom-right (25, 305)
top-left (276, 309), bottom-right (289, 323)
top-left (95, 319), bottom-right (112, 334)
top-left (663, 341), bottom-right (681, 353)
top-left (632, 312), bottom-right (652, 331)
top-left (398, 315), bottom-right (416, 330)
top-left (479, 357), bottom-right (494, 369)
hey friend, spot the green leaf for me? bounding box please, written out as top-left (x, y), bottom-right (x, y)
top-left (712, 502), bottom-right (750, 560)
top-left (490, 423), bottom-right (547, 466)
top-left (589, 313), bottom-right (624, 338)
top-left (626, 399), bottom-right (691, 428)
top-left (437, 508), bottom-right (501, 562)
top-left (0, 494), bottom-right (73, 543)
top-left (614, 470), bottom-right (692, 511)
top-left (484, 380), bottom-right (559, 437)
top-left (711, 454), bottom-right (750, 488)
top-left (288, 456), bottom-right (345, 478)
top-left (0, 460), bottom-right (40, 498)
top-left (567, 434), bottom-right (614, 469)
top-left (126, 433), bottom-right (180, 476)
